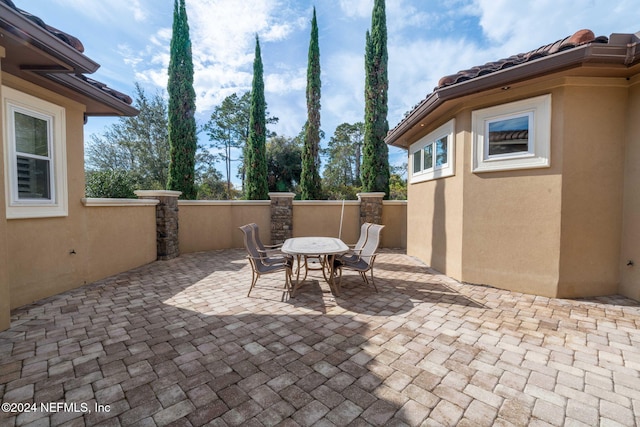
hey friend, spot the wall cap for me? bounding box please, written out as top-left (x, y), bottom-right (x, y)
top-left (179, 200), bottom-right (270, 206)
top-left (82, 198), bottom-right (160, 207)
top-left (357, 192), bottom-right (386, 200)
top-left (268, 192), bottom-right (296, 199)
top-left (135, 190), bottom-right (182, 198)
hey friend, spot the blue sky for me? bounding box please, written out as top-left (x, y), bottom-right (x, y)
top-left (13, 0), bottom-right (640, 183)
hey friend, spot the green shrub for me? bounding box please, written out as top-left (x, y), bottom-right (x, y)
top-left (85, 170), bottom-right (137, 198)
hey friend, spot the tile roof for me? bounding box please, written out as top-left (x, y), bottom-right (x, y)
top-left (1, 0), bottom-right (134, 109)
top-left (436, 29), bottom-right (607, 89)
top-left (1, 0), bottom-right (84, 52)
top-left (388, 29), bottom-right (609, 142)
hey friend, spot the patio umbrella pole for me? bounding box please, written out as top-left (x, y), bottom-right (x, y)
top-left (339, 199), bottom-right (345, 239)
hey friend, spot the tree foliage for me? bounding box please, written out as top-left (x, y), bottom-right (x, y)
top-left (85, 83), bottom-right (169, 191)
top-left (245, 35), bottom-right (269, 200)
top-left (203, 93), bottom-right (248, 199)
top-left (362, 0), bottom-right (390, 198)
top-left (167, 0), bottom-right (197, 199)
top-left (267, 135), bottom-right (302, 193)
top-left (322, 122), bottom-right (364, 193)
top-left (85, 170), bottom-right (137, 199)
top-left (301, 7), bottom-right (322, 200)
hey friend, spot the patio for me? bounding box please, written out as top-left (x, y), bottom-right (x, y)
top-left (1, 249), bottom-right (639, 426)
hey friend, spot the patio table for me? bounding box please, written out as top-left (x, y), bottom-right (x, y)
top-left (281, 237), bottom-right (348, 296)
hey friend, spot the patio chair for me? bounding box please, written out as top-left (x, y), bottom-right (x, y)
top-left (333, 223), bottom-right (384, 292)
top-left (338, 222), bottom-right (373, 264)
top-left (239, 224), bottom-right (293, 297)
top-left (249, 223), bottom-right (292, 262)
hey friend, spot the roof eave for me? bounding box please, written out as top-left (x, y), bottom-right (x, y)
top-left (386, 41), bottom-right (639, 149)
top-left (0, 2), bottom-right (99, 74)
top-left (45, 73), bottom-right (139, 117)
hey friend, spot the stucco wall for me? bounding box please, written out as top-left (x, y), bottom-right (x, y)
top-left (620, 77), bottom-right (640, 301)
top-left (556, 81), bottom-right (626, 298)
top-left (3, 75), bottom-right (158, 311)
top-left (179, 201), bottom-right (271, 252)
top-left (84, 204), bottom-right (157, 284)
top-left (179, 200), bottom-right (406, 253)
top-left (406, 123), bottom-right (464, 279)
top-left (0, 48), bottom-right (9, 330)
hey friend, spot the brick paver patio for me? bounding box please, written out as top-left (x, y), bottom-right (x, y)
top-left (1, 249), bottom-right (639, 426)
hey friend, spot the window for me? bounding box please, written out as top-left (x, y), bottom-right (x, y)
top-left (410, 119), bottom-right (455, 183)
top-left (472, 94), bottom-right (551, 173)
top-left (3, 86), bottom-right (67, 218)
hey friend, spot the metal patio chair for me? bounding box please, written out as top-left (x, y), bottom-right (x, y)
top-left (239, 224), bottom-right (293, 297)
top-left (333, 223), bottom-right (384, 292)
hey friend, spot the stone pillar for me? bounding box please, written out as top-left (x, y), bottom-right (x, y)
top-left (135, 190), bottom-right (182, 260)
top-left (269, 192), bottom-right (295, 244)
top-left (357, 192), bottom-right (385, 225)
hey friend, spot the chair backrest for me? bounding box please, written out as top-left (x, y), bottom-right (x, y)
top-left (248, 223), bottom-right (267, 252)
top-left (354, 223), bottom-right (372, 252)
top-left (239, 224), bottom-right (263, 263)
top-left (360, 224), bottom-right (384, 264)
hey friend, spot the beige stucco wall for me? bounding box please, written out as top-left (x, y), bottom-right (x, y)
top-left (293, 201), bottom-right (360, 243)
top-left (406, 122), bottom-right (464, 279)
top-left (0, 47), bottom-right (9, 330)
top-left (381, 201), bottom-right (407, 249)
top-left (556, 80), bottom-right (626, 298)
top-left (84, 205), bottom-right (157, 284)
top-left (179, 201), bottom-right (271, 252)
top-left (179, 200), bottom-right (406, 254)
top-left (3, 75), bottom-right (158, 312)
top-left (404, 76), bottom-right (634, 299)
top-left (620, 77), bottom-right (640, 301)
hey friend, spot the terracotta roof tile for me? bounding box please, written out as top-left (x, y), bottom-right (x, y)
top-left (2, 0), bottom-right (85, 52)
top-left (436, 29), bottom-right (607, 89)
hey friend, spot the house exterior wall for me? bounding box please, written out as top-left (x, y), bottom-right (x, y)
top-left (0, 47), bottom-right (10, 330)
top-left (405, 76), bottom-right (634, 299)
top-left (406, 120), bottom-right (464, 279)
top-left (556, 80), bottom-right (627, 298)
top-left (620, 77), bottom-right (640, 301)
top-left (3, 74), bottom-right (157, 310)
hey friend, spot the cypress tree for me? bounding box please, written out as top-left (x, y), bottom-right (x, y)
top-left (245, 35), bottom-right (269, 200)
top-left (167, 0), bottom-right (197, 199)
top-left (301, 7), bottom-right (322, 200)
top-left (362, 0), bottom-right (390, 197)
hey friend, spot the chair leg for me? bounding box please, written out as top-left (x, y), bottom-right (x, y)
top-left (369, 269), bottom-right (378, 292)
top-left (247, 271), bottom-right (259, 297)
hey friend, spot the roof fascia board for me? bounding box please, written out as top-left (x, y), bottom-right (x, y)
top-left (0, 3), bottom-right (99, 74)
top-left (44, 73), bottom-right (139, 116)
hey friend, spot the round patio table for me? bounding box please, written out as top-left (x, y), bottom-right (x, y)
top-left (281, 237), bottom-right (348, 296)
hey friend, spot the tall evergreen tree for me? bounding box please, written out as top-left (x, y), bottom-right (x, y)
top-left (362, 0), bottom-right (390, 197)
top-left (301, 7), bottom-right (322, 200)
top-left (245, 35), bottom-right (269, 200)
top-left (166, 0), bottom-right (197, 199)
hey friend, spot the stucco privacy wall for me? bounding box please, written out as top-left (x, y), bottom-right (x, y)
top-left (620, 76), bottom-right (640, 301)
top-left (0, 47), bottom-right (9, 331)
top-left (179, 200), bottom-right (407, 253)
top-left (179, 201), bottom-right (271, 253)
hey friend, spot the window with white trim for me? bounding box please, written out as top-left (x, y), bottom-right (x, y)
top-left (3, 86), bottom-right (67, 218)
top-left (472, 94), bottom-right (551, 173)
top-left (410, 119), bottom-right (455, 183)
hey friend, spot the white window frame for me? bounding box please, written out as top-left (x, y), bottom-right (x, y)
top-left (3, 86), bottom-right (68, 218)
top-left (472, 94), bottom-right (551, 173)
top-left (409, 119), bottom-right (455, 183)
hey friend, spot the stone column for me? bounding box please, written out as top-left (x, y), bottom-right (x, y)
top-left (269, 192), bottom-right (295, 244)
top-left (357, 192), bottom-right (385, 225)
top-left (135, 190), bottom-right (182, 260)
